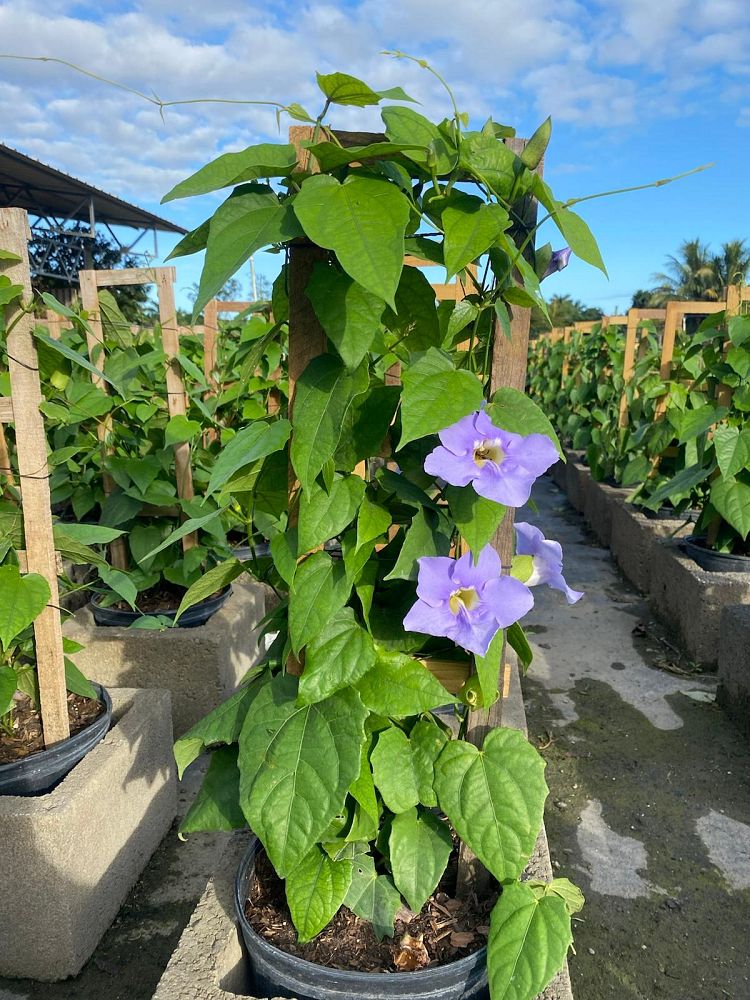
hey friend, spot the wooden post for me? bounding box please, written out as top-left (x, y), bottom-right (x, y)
top-left (1, 208), bottom-right (70, 746)
top-left (654, 300), bottom-right (724, 419)
top-left (79, 266), bottom-right (197, 550)
top-left (202, 298), bottom-right (219, 394)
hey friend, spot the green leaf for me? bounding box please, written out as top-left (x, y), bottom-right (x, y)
top-left (316, 71), bottom-right (382, 107)
top-left (714, 425), bottom-right (750, 480)
top-left (141, 506), bottom-right (227, 561)
top-left (447, 299), bottom-right (480, 344)
top-left (520, 117), bottom-right (552, 169)
top-left (390, 807), bottom-right (452, 914)
top-left (443, 193), bottom-right (510, 279)
top-left (338, 385), bottom-right (401, 468)
top-left (286, 845), bottom-right (353, 942)
top-left (63, 658), bottom-right (97, 700)
top-left (298, 608), bottom-right (377, 705)
top-left (97, 565), bottom-right (138, 608)
top-left (0, 249), bottom-right (21, 262)
top-left (536, 877), bottom-right (586, 915)
top-left (356, 649), bottom-right (457, 718)
top-left (194, 185), bottom-right (302, 317)
top-left (292, 174), bottom-right (410, 309)
top-left (370, 727), bottom-right (420, 813)
top-left (410, 719), bottom-right (449, 807)
top-left (238, 675), bottom-right (367, 876)
top-left (174, 559), bottom-right (245, 623)
top-left (288, 551), bottom-right (352, 654)
top-left (434, 728), bottom-right (548, 881)
top-left (208, 419), bottom-right (291, 495)
top-left (0, 279), bottom-right (23, 307)
top-left (446, 485), bottom-right (506, 553)
top-left (676, 403), bottom-right (726, 443)
top-left (52, 523), bottom-right (125, 546)
top-left (356, 495), bottom-right (392, 552)
top-left (550, 203), bottom-right (607, 276)
top-left (32, 331), bottom-right (115, 389)
top-left (474, 627), bottom-right (505, 707)
top-left (487, 882), bottom-right (573, 1000)
top-left (507, 621), bottom-right (533, 673)
top-left (711, 473), bottom-right (750, 540)
top-left (179, 745), bottom-right (247, 834)
top-left (382, 106), bottom-right (458, 175)
top-left (165, 414), bottom-right (202, 446)
top-left (344, 854), bottom-right (403, 939)
top-left (174, 681), bottom-right (260, 778)
top-left (270, 530), bottom-right (298, 588)
top-left (306, 264), bottom-right (384, 369)
top-left (306, 141), bottom-right (426, 173)
top-left (162, 143), bottom-right (297, 202)
top-left (383, 266), bottom-right (442, 353)
top-left (399, 348), bottom-right (484, 449)
top-left (298, 475), bottom-right (366, 553)
top-left (291, 355), bottom-right (369, 495)
top-left (489, 386), bottom-right (563, 458)
top-left (165, 219), bottom-right (210, 260)
top-left (641, 463), bottom-right (711, 511)
top-left (384, 507), bottom-right (452, 581)
top-left (0, 665), bottom-right (16, 715)
top-left (0, 567), bottom-right (50, 652)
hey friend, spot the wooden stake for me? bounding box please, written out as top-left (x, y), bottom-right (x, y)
top-left (1, 208), bottom-right (70, 746)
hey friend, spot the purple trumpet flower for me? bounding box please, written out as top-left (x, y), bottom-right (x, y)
top-left (424, 409), bottom-right (558, 508)
top-left (542, 246), bottom-right (572, 279)
top-left (403, 545), bottom-right (534, 657)
top-left (514, 522), bottom-right (583, 605)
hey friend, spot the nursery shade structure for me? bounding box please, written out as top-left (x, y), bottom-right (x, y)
top-left (0, 143), bottom-right (187, 285)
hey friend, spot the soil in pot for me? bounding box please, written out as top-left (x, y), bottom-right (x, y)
top-left (0, 684), bottom-right (112, 795)
top-left (0, 691), bottom-right (105, 765)
top-left (245, 847), bottom-right (496, 974)
top-left (91, 583), bottom-right (231, 627)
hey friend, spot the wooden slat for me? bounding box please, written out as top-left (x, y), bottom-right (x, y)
top-left (419, 657), bottom-right (471, 694)
top-left (157, 270), bottom-right (197, 550)
top-left (0, 397), bottom-right (14, 422)
top-left (655, 299), bottom-right (725, 418)
top-left (18, 550), bottom-right (64, 575)
top-left (214, 300), bottom-right (251, 313)
top-left (92, 266), bottom-right (176, 287)
top-left (618, 308), bottom-right (668, 427)
top-left (1, 208), bottom-right (70, 746)
top-left (202, 299), bottom-right (219, 395)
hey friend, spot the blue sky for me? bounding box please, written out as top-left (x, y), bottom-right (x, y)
top-left (1, 0), bottom-right (749, 313)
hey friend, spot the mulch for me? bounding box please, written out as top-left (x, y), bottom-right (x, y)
top-left (0, 691), bottom-right (104, 765)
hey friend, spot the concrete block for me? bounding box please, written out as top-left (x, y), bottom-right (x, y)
top-left (718, 605), bottom-right (750, 733)
top-left (64, 579), bottom-right (274, 736)
top-left (0, 687), bottom-right (176, 981)
top-left (152, 660), bottom-right (574, 1000)
top-left (550, 458), bottom-right (567, 492)
top-left (582, 478), bottom-right (631, 548)
top-left (564, 453), bottom-right (590, 514)
top-left (649, 540), bottom-right (750, 668)
top-left (610, 502), bottom-right (691, 594)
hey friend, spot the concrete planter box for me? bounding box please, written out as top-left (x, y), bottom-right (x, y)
top-left (564, 453), bottom-right (590, 514)
top-left (152, 659), bottom-right (574, 1000)
top-left (0, 687), bottom-right (176, 981)
top-left (551, 458), bottom-right (567, 492)
top-left (718, 605), bottom-right (750, 732)
top-left (582, 478), bottom-right (631, 548)
top-left (64, 579), bottom-right (274, 736)
top-left (610, 502), bottom-right (692, 594)
top-left (649, 540), bottom-right (750, 668)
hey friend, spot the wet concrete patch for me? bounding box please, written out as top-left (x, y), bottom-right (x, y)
top-left (577, 800), bottom-right (657, 898)
top-left (696, 811), bottom-right (750, 891)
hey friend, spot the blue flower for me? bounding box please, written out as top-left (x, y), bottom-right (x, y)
top-left (514, 522), bottom-right (583, 604)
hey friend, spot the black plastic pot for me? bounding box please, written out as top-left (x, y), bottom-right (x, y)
top-left (233, 541), bottom-right (271, 562)
top-left (90, 586), bottom-right (232, 628)
top-left (235, 839), bottom-right (489, 1000)
top-left (642, 505), bottom-right (699, 523)
top-left (681, 536), bottom-right (750, 574)
top-left (0, 684), bottom-right (112, 796)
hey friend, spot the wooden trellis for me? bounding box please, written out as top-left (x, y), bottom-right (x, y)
top-left (1, 208), bottom-right (69, 746)
top-left (653, 299), bottom-right (726, 419)
top-left (617, 308), bottom-right (667, 427)
top-left (78, 265), bottom-right (196, 561)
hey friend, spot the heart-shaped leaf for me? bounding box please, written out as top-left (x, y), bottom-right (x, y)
top-left (0, 567), bottom-right (50, 652)
top-left (285, 845), bottom-right (353, 942)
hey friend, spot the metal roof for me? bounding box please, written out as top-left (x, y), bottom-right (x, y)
top-left (0, 143), bottom-right (188, 235)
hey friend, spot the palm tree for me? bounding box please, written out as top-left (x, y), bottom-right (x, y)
top-left (650, 239), bottom-right (717, 303)
top-left (530, 294), bottom-right (601, 335)
top-left (712, 240), bottom-right (750, 290)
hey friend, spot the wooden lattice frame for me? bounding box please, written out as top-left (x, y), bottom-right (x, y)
top-left (78, 266), bottom-right (197, 562)
top-left (617, 308), bottom-right (667, 426)
top-left (1, 208), bottom-right (70, 745)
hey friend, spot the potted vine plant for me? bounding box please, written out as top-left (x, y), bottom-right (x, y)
top-left (163, 60), bottom-right (606, 1000)
top-left (0, 563), bottom-right (110, 795)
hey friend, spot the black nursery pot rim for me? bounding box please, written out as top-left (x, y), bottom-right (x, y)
top-left (89, 585), bottom-right (232, 627)
top-left (234, 837), bottom-right (488, 993)
top-left (681, 535), bottom-right (750, 572)
top-left (0, 683), bottom-right (112, 796)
